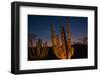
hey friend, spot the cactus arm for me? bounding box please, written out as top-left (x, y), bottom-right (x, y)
top-left (68, 47), bottom-right (74, 59)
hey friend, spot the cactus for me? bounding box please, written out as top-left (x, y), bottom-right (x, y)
top-left (29, 39), bottom-right (48, 60)
top-left (51, 18), bottom-right (74, 59)
top-left (51, 24), bottom-right (67, 59)
top-left (66, 17), bottom-right (74, 59)
top-left (68, 47), bottom-right (74, 59)
top-left (36, 39), bottom-right (48, 59)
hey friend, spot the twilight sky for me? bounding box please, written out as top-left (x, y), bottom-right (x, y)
top-left (28, 15), bottom-right (87, 46)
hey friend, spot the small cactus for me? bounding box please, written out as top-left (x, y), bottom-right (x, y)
top-left (29, 39), bottom-right (48, 60)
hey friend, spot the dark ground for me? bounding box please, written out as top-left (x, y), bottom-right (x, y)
top-left (28, 44), bottom-right (88, 61)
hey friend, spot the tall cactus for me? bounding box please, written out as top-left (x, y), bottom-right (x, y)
top-left (51, 24), bottom-right (66, 59)
top-left (60, 25), bottom-right (68, 58)
top-left (66, 17), bottom-right (74, 59)
top-left (51, 18), bottom-right (74, 59)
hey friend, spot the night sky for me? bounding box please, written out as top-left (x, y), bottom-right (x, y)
top-left (28, 15), bottom-right (87, 46)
